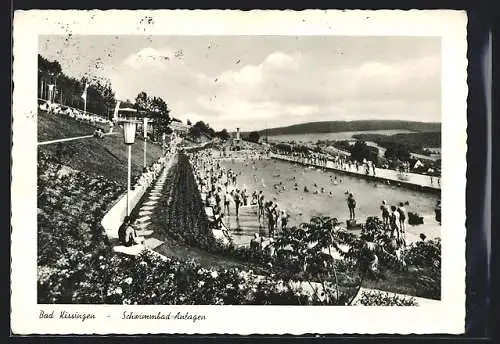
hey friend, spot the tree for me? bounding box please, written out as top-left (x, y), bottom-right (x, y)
top-left (38, 55), bottom-right (62, 100)
top-left (271, 215), bottom-right (406, 305)
top-left (350, 141), bottom-right (379, 164)
top-left (188, 125), bottom-right (202, 140)
top-left (189, 121), bottom-right (215, 140)
top-left (150, 96), bottom-right (171, 141)
top-left (135, 91), bottom-right (151, 111)
top-left (384, 143), bottom-right (411, 162)
top-left (248, 131), bottom-right (260, 143)
top-left (216, 129), bottom-right (230, 141)
top-left (272, 217), bottom-right (351, 304)
top-left (187, 119), bottom-right (192, 126)
top-left (38, 54), bottom-right (119, 116)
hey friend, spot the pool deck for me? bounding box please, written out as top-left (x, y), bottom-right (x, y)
top-left (270, 153), bottom-right (441, 194)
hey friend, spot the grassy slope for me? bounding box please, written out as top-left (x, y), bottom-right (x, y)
top-left (38, 111), bottom-right (163, 185)
top-left (254, 120), bottom-right (441, 136)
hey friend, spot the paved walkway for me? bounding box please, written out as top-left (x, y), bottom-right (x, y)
top-left (270, 153), bottom-right (441, 191)
top-left (38, 132), bottom-right (116, 145)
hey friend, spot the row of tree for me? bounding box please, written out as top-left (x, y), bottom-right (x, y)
top-left (187, 120), bottom-right (230, 142)
top-left (38, 55), bottom-right (116, 117)
top-left (39, 54), bottom-right (232, 144)
top-left (134, 91), bottom-right (172, 142)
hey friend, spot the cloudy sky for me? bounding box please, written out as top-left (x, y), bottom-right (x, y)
top-left (39, 35), bottom-right (441, 131)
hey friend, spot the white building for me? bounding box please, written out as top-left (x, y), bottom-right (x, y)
top-left (169, 121), bottom-right (190, 135)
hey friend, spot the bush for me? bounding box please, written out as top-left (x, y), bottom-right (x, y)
top-left (400, 238), bottom-right (441, 299)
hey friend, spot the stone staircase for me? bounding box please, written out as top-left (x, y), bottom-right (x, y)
top-left (111, 158), bottom-right (174, 256)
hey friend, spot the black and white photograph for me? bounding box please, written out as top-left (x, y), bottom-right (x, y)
top-left (12, 10), bottom-right (467, 334)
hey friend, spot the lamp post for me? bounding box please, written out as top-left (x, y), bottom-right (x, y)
top-left (122, 115), bottom-right (138, 217)
top-left (143, 117), bottom-right (148, 169)
top-left (162, 132), bottom-right (166, 156)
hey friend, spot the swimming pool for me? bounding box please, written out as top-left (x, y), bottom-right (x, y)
top-left (218, 157), bottom-right (440, 245)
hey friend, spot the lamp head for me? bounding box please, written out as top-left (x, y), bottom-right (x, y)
top-left (122, 114), bottom-right (138, 145)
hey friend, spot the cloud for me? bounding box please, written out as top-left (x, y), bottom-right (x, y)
top-left (110, 45), bottom-right (440, 131)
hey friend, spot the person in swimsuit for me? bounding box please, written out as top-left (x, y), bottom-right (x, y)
top-left (380, 200), bottom-right (390, 226)
top-left (389, 206), bottom-right (401, 243)
top-left (347, 193), bottom-right (356, 220)
top-left (258, 191), bottom-right (265, 220)
top-left (234, 190), bottom-right (241, 217)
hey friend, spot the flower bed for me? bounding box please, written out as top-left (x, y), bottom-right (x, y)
top-left (154, 152), bottom-right (217, 250)
top-left (355, 290), bottom-right (417, 306)
top-left (37, 151), bottom-right (125, 302)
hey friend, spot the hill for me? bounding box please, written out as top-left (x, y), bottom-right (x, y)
top-left (253, 120), bottom-right (441, 136)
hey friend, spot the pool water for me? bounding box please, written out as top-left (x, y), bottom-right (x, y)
top-left (218, 157), bottom-right (440, 245)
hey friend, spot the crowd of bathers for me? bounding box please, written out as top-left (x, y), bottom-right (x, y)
top-left (379, 200), bottom-right (409, 247)
top-left (186, 146), bottom-right (442, 251)
top-left (272, 149), bottom-right (377, 177)
top-left (187, 150), bottom-right (289, 239)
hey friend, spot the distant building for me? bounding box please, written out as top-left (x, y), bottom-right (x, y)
top-left (170, 120), bottom-right (190, 136)
top-left (423, 147), bottom-right (441, 155)
top-left (230, 128), bottom-right (242, 149)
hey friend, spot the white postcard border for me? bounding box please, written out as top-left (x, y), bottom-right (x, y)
top-left (11, 9), bottom-right (467, 334)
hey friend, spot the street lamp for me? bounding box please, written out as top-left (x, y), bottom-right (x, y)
top-left (121, 112), bottom-right (138, 217)
top-left (143, 117), bottom-right (148, 169)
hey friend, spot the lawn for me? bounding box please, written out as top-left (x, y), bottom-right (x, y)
top-left (38, 111), bottom-right (164, 185)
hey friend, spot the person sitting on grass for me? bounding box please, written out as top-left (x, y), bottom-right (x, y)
top-left (93, 128), bottom-right (104, 139)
